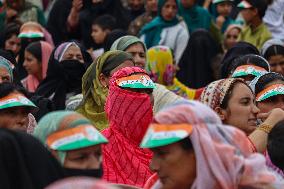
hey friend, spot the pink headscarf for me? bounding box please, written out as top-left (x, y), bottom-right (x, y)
top-left (144, 100), bottom-right (284, 189)
top-left (102, 67), bottom-right (153, 187)
top-left (26, 41), bottom-right (53, 92)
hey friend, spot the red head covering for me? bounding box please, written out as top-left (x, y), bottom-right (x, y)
top-left (102, 67), bottom-right (153, 187)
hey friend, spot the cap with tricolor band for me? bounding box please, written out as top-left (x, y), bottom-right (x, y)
top-left (18, 31), bottom-right (44, 38)
top-left (46, 125), bottom-right (108, 151)
top-left (0, 93), bottom-right (37, 110)
top-left (140, 124), bottom-right (193, 148)
top-left (213, 0), bottom-right (234, 4)
top-left (116, 74), bottom-right (156, 89)
top-left (237, 1), bottom-right (253, 9)
top-left (232, 65), bottom-right (268, 78)
top-left (256, 84), bottom-right (284, 102)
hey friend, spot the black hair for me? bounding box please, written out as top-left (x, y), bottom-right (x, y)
top-left (25, 41), bottom-right (42, 62)
top-left (0, 82), bottom-right (30, 99)
top-left (103, 29), bottom-right (128, 51)
top-left (264, 45), bottom-right (284, 60)
top-left (267, 119), bottom-right (284, 171)
top-left (0, 22), bottom-right (20, 49)
top-left (228, 54), bottom-right (270, 75)
top-left (179, 137), bottom-right (193, 151)
top-left (92, 14), bottom-right (117, 31)
top-left (246, 0), bottom-right (268, 18)
top-left (255, 72), bottom-right (284, 95)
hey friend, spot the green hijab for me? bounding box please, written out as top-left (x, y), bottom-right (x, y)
top-left (111, 35), bottom-right (147, 52)
top-left (33, 111), bottom-right (92, 164)
top-left (139, 0), bottom-right (179, 48)
top-left (177, 0), bottom-right (211, 33)
top-left (76, 50), bottom-right (134, 131)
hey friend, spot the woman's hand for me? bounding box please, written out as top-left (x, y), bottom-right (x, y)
top-left (258, 108), bottom-right (284, 127)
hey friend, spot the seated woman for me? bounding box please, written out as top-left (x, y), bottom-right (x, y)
top-left (0, 128), bottom-right (64, 188)
top-left (141, 100), bottom-right (283, 189)
top-left (35, 41), bottom-right (91, 110)
top-left (0, 82), bottom-right (37, 132)
top-left (229, 54), bottom-right (270, 83)
top-left (261, 39), bottom-right (284, 76)
top-left (33, 110), bottom-right (108, 178)
top-left (223, 24), bottom-right (242, 51)
top-left (22, 41), bottom-right (53, 93)
top-left (139, 0), bottom-right (189, 64)
top-left (102, 67), bottom-right (155, 187)
top-left (146, 45), bottom-right (203, 99)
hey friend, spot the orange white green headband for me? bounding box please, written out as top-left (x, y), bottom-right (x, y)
top-left (256, 84), bottom-right (284, 102)
top-left (232, 65), bottom-right (268, 78)
top-left (140, 123), bottom-right (193, 148)
top-left (116, 74), bottom-right (156, 89)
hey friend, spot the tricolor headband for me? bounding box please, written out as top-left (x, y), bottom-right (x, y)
top-left (256, 84), bottom-right (284, 102)
top-left (116, 74), bottom-right (156, 89)
top-left (232, 65), bottom-right (268, 78)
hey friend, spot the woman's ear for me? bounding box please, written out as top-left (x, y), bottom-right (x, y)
top-left (214, 106), bottom-right (227, 121)
top-left (99, 73), bottom-right (108, 88)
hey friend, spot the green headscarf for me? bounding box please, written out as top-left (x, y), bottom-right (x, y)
top-left (76, 50), bottom-right (134, 131)
top-left (111, 35), bottom-right (147, 52)
top-left (0, 56), bottom-right (13, 82)
top-left (33, 111), bottom-right (92, 164)
top-left (139, 0), bottom-right (179, 48)
top-left (177, 0), bottom-right (212, 33)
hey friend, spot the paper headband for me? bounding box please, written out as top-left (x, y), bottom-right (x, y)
top-left (46, 125), bottom-right (108, 151)
top-left (232, 65), bottom-right (268, 78)
top-left (0, 93), bottom-right (37, 110)
top-left (237, 1), bottom-right (253, 9)
top-left (116, 74), bottom-right (156, 89)
top-left (18, 31), bottom-right (44, 38)
top-left (256, 84), bottom-right (284, 102)
top-left (140, 123), bottom-right (193, 148)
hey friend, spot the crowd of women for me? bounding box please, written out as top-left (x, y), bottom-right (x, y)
top-left (0, 0), bottom-right (284, 188)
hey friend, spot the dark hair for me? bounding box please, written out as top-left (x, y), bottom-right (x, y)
top-left (267, 119), bottom-right (284, 171)
top-left (228, 54), bottom-right (270, 75)
top-left (0, 23), bottom-right (20, 49)
top-left (93, 14), bottom-right (117, 31)
top-left (25, 41), bottom-right (42, 62)
top-left (264, 45), bottom-right (284, 60)
top-left (255, 72), bottom-right (284, 95)
top-left (103, 29), bottom-right (128, 51)
top-left (0, 82), bottom-right (30, 98)
top-left (179, 137), bottom-right (194, 151)
top-left (246, 0), bottom-right (268, 18)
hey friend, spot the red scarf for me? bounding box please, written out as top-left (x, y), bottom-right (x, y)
top-left (102, 67), bottom-right (153, 187)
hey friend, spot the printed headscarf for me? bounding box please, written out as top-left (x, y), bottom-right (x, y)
top-left (142, 100), bottom-right (284, 189)
top-left (102, 67), bottom-right (153, 187)
top-left (200, 78), bottom-right (245, 111)
top-left (25, 41), bottom-right (53, 92)
top-left (34, 111), bottom-right (107, 165)
top-left (0, 56), bottom-right (13, 82)
top-left (146, 45), bottom-right (201, 99)
top-left (77, 50), bottom-right (134, 131)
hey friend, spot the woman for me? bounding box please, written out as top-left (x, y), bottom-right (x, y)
top-left (0, 82), bottom-right (37, 132)
top-left (35, 41), bottom-right (91, 110)
top-left (146, 45), bottom-right (202, 99)
top-left (22, 41), bottom-right (53, 92)
top-left (0, 56), bottom-right (14, 83)
top-left (229, 54), bottom-right (270, 82)
top-left (77, 50), bottom-right (135, 131)
top-left (139, 0), bottom-right (189, 63)
top-left (223, 24), bottom-right (242, 51)
top-left (200, 78), bottom-right (284, 153)
top-left (0, 22), bottom-right (21, 56)
top-left (177, 29), bottom-right (223, 88)
top-left (141, 100), bottom-right (283, 189)
top-left (33, 110), bottom-right (108, 178)
top-left (102, 67), bottom-right (154, 187)
top-left (111, 35), bottom-right (147, 68)
top-left (0, 128), bottom-right (64, 189)
top-left (261, 39), bottom-right (284, 76)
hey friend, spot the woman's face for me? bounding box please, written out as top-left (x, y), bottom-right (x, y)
top-left (268, 55), bottom-right (284, 76)
top-left (216, 2), bottom-right (232, 17)
top-left (161, 0), bottom-right (177, 21)
top-left (99, 60), bottom-right (135, 87)
top-left (125, 88), bottom-right (154, 106)
top-left (150, 142), bottom-right (196, 189)
top-left (0, 67), bottom-right (12, 83)
top-left (125, 43), bottom-right (146, 68)
top-left (221, 82), bottom-right (259, 135)
top-left (23, 51), bottom-right (42, 77)
top-left (257, 80), bottom-right (284, 113)
top-left (224, 28), bottom-right (240, 50)
top-left (64, 145), bottom-right (102, 169)
top-left (61, 45), bottom-right (84, 63)
top-left (5, 34), bottom-right (21, 55)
